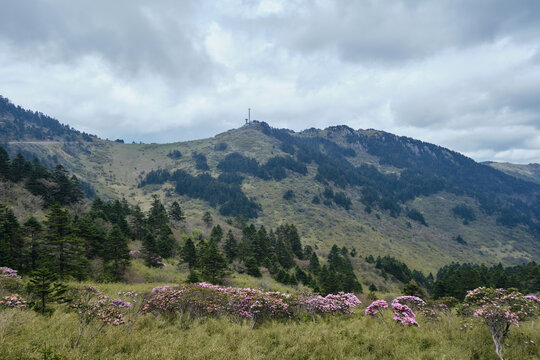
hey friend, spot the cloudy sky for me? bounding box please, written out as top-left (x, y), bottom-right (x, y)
top-left (1, 0), bottom-right (539, 164)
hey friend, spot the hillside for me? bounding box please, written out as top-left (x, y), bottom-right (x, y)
top-left (2, 98), bottom-right (539, 273)
top-left (485, 161), bottom-right (540, 185)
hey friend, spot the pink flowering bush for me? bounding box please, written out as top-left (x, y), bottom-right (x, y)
top-left (0, 294), bottom-right (27, 309)
top-left (392, 302), bottom-right (419, 326)
top-left (299, 292), bottom-right (361, 318)
top-left (70, 286), bottom-right (135, 347)
top-left (143, 283), bottom-right (360, 328)
top-left (392, 296), bottom-right (426, 309)
top-left (0, 267), bottom-right (21, 279)
top-left (151, 286), bottom-right (172, 294)
top-left (365, 300), bottom-right (388, 321)
top-left (524, 295), bottom-right (539, 327)
top-left (465, 287), bottom-right (538, 360)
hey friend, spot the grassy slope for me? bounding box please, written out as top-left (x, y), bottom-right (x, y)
top-left (487, 162), bottom-right (540, 185)
top-left (0, 304), bottom-right (538, 360)
top-left (6, 125), bottom-right (539, 273)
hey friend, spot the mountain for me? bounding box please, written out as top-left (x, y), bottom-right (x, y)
top-left (2, 97), bottom-right (539, 273)
top-left (484, 161), bottom-right (540, 185)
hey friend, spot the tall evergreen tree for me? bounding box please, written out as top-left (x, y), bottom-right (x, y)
top-left (147, 195), bottom-right (169, 234)
top-left (199, 240), bottom-right (228, 284)
top-left (131, 205), bottom-right (146, 240)
top-left (141, 231), bottom-right (159, 267)
top-left (0, 205), bottom-right (23, 270)
top-left (210, 224), bottom-right (224, 242)
top-left (169, 201), bottom-right (185, 222)
top-left (181, 236), bottom-right (198, 269)
top-left (0, 145), bottom-right (9, 179)
top-left (308, 252), bottom-right (321, 275)
top-left (23, 216), bottom-right (43, 272)
top-left (45, 204), bottom-right (74, 279)
top-left (103, 225), bottom-right (130, 280)
top-left (156, 225), bottom-right (175, 258)
top-left (224, 230), bottom-right (237, 262)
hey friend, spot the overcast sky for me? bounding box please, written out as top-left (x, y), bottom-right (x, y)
top-left (1, 0), bottom-right (539, 164)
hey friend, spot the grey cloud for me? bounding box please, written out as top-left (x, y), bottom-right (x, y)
top-left (0, 0), bottom-right (213, 87)
top-left (264, 0), bottom-right (540, 63)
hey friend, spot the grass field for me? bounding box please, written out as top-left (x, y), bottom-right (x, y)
top-left (0, 297), bottom-right (538, 360)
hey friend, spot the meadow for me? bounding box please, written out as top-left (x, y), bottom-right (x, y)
top-left (0, 281), bottom-right (538, 360)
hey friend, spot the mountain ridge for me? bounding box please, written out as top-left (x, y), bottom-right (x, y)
top-left (1, 96), bottom-right (539, 273)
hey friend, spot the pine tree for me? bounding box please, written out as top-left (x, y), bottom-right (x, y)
top-left (245, 256), bottom-right (262, 277)
top-left (224, 230), bottom-right (237, 262)
top-left (45, 203), bottom-right (84, 279)
top-left (142, 231), bottom-right (159, 267)
top-left (23, 216), bottom-right (43, 272)
top-left (103, 225), bottom-right (130, 280)
top-left (199, 240), bottom-right (228, 284)
top-left (169, 201), bottom-right (185, 222)
top-left (74, 215), bottom-right (106, 259)
top-left (202, 211), bottom-right (213, 226)
top-left (0, 205), bottom-right (23, 270)
top-left (27, 266), bottom-right (68, 314)
top-left (0, 145), bottom-right (9, 179)
top-left (156, 225), bottom-right (175, 258)
top-left (181, 236), bottom-right (198, 269)
top-left (147, 195), bottom-right (169, 234)
top-left (318, 265), bottom-right (340, 295)
top-left (309, 252), bottom-right (321, 275)
top-left (210, 225), bottom-right (223, 243)
top-left (131, 205), bottom-right (146, 240)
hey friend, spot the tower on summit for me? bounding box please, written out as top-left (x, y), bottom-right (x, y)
top-left (245, 108), bottom-right (251, 125)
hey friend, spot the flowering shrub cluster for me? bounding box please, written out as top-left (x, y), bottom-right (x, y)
top-left (392, 296), bottom-right (426, 309)
top-left (0, 294), bottom-right (27, 308)
top-left (299, 292), bottom-right (361, 316)
top-left (365, 300), bottom-right (388, 320)
top-left (420, 307), bottom-right (441, 321)
top-left (71, 289), bottom-right (130, 326)
top-left (0, 267), bottom-right (21, 279)
top-left (151, 286), bottom-right (171, 294)
top-left (465, 287), bottom-right (538, 360)
top-left (143, 283), bottom-right (360, 327)
top-left (392, 302), bottom-right (419, 326)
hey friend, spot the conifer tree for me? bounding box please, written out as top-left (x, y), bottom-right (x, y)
top-left (0, 205), bottom-right (23, 270)
top-left (308, 252), bottom-right (321, 275)
top-left (202, 211), bottom-right (213, 226)
top-left (131, 205), bottom-right (146, 240)
top-left (104, 225), bottom-right (130, 280)
top-left (147, 195), bottom-right (169, 234)
top-left (45, 203), bottom-right (79, 279)
top-left (199, 240), bottom-right (228, 284)
top-left (142, 231), bottom-right (159, 267)
top-left (0, 145), bottom-right (9, 179)
top-left (169, 201), bottom-right (185, 222)
top-left (224, 230), bottom-right (237, 262)
top-left (156, 225), bottom-right (175, 258)
top-left (23, 216), bottom-right (43, 272)
top-left (210, 224), bottom-right (223, 243)
top-left (27, 266), bottom-right (68, 314)
top-left (245, 256), bottom-right (262, 277)
top-left (181, 236), bottom-right (198, 269)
